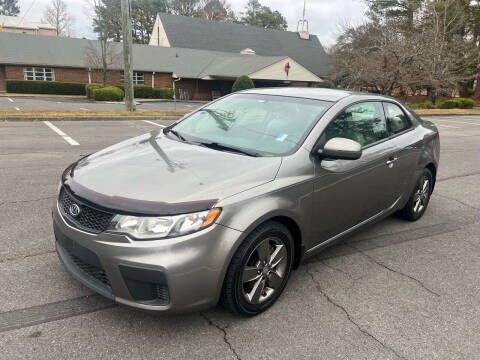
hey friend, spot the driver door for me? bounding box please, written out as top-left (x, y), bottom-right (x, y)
top-left (310, 101), bottom-right (400, 245)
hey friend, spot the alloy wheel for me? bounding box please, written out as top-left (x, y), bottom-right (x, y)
top-left (413, 175), bottom-right (430, 214)
top-left (241, 237), bottom-right (288, 305)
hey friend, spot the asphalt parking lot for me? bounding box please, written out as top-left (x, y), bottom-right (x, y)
top-left (0, 116), bottom-right (479, 359)
top-left (0, 95), bottom-right (204, 111)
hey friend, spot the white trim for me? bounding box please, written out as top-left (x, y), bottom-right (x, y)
top-left (149, 15), bottom-right (171, 47)
top-left (248, 57), bottom-right (322, 83)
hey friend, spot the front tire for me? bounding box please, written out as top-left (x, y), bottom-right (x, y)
top-left (398, 168), bottom-right (433, 221)
top-left (221, 221), bottom-right (294, 316)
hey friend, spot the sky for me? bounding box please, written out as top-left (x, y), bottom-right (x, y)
top-left (17, 0), bottom-right (368, 46)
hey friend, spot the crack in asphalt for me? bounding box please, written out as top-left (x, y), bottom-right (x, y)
top-left (200, 313), bottom-right (241, 360)
top-left (346, 244), bottom-right (440, 297)
top-left (0, 196), bottom-right (56, 208)
top-left (0, 250), bottom-right (56, 264)
top-left (305, 264), bottom-right (407, 360)
top-left (316, 256), bottom-right (358, 280)
top-left (433, 192), bottom-right (480, 211)
top-left (315, 222), bottom-right (462, 262)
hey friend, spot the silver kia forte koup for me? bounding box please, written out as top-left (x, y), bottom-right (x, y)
top-left (53, 88), bottom-right (440, 315)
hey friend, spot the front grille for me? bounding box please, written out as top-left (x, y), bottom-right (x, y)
top-left (59, 188), bottom-right (114, 233)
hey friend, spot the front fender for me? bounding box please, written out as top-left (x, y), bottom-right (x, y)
top-left (216, 179), bottom-right (314, 249)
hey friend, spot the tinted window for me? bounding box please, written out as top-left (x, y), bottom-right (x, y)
top-left (384, 102), bottom-right (411, 134)
top-left (325, 102), bottom-right (388, 147)
top-left (172, 94), bottom-right (332, 155)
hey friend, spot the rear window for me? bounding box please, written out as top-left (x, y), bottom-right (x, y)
top-left (384, 102), bottom-right (411, 134)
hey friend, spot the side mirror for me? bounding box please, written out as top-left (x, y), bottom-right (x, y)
top-left (318, 137), bottom-right (362, 160)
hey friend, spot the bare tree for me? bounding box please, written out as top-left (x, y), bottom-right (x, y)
top-left (416, 0), bottom-right (478, 103)
top-left (85, 0), bottom-right (122, 87)
top-left (85, 41), bottom-right (121, 88)
top-left (331, 21), bottom-right (423, 95)
top-left (43, 0), bottom-right (75, 37)
top-left (331, 0), bottom-right (479, 102)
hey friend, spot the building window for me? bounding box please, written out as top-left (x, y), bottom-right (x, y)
top-left (121, 71), bottom-right (144, 85)
top-left (23, 67), bottom-right (55, 81)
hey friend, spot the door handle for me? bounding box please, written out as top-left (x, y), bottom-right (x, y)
top-left (386, 157), bottom-right (398, 168)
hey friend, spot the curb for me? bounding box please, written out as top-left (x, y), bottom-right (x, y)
top-left (137, 99), bottom-right (208, 104)
top-left (1, 116), bottom-right (182, 122)
top-left (419, 113), bottom-right (480, 117)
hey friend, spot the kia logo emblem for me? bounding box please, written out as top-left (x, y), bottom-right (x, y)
top-left (69, 203), bottom-right (81, 217)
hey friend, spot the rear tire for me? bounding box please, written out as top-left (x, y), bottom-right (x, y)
top-left (398, 168), bottom-right (433, 221)
top-left (221, 221), bottom-right (294, 316)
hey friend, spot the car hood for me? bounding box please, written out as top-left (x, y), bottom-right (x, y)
top-left (62, 130), bottom-right (282, 215)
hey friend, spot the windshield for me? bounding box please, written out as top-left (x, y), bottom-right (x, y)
top-left (170, 93), bottom-right (332, 156)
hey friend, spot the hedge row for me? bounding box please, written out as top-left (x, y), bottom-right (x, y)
top-left (92, 86), bottom-right (125, 101)
top-left (115, 85), bottom-right (173, 99)
top-left (316, 80), bottom-right (335, 89)
top-left (437, 97), bottom-right (475, 109)
top-left (406, 100), bottom-right (435, 109)
top-left (407, 98), bottom-right (475, 110)
top-left (6, 80), bottom-right (86, 95)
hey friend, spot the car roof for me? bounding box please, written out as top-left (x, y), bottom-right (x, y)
top-left (240, 87), bottom-right (392, 103)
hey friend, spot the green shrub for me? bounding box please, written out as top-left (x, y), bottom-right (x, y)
top-left (407, 100), bottom-right (435, 109)
top-left (6, 80), bottom-right (86, 95)
top-left (437, 98), bottom-right (475, 109)
top-left (316, 80), bottom-right (335, 89)
top-left (453, 98), bottom-right (475, 109)
top-left (133, 85), bottom-right (153, 98)
top-left (85, 84), bottom-right (102, 99)
top-left (151, 87), bottom-right (174, 99)
top-left (93, 86), bottom-right (124, 101)
top-left (437, 99), bottom-right (456, 109)
top-left (232, 75), bottom-right (254, 92)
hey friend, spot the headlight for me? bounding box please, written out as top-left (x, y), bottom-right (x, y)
top-left (107, 208), bottom-right (221, 240)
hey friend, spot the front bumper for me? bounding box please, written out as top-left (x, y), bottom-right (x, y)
top-left (53, 203), bottom-right (243, 313)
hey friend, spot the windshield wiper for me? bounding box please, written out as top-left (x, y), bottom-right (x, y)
top-left (164, 128), bottom-right (187, 142)
top-left (198, 141), bottom-right (261, 157)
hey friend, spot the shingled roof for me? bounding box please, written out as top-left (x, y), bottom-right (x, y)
top-left (154, 12), bottom-right (333, 77)
top-left (0, 32), bottom-right (304, 80)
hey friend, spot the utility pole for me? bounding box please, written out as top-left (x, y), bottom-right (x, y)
top-left (121, 0), bottom-right (135, 111)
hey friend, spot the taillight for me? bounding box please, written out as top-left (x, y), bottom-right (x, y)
top-left (435, 129), bottom-right (440, 139)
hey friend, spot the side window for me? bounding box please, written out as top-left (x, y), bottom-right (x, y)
top-left (384, 103), bottom-right (411, 134)
top-left (325, 102), bottom-right (388, 147)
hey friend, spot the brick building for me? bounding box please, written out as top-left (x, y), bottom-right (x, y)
top-left (0, 14), bottom-right (332, 99)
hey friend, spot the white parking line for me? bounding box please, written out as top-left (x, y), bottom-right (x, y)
top-left (142, 120), bottom-right (165, 128)
top-left (7, 98), bottom-right (14, 103)
top-left (14, 107), bottom-right (20, 111)
top-left (433, 118), bottom-right (480, 126)
top-left (43, 121), bottom-right (80, 146)
top-left (79, 108), bottom-right (89, 111)
top-left (436, 124), bottom-right (460, 129)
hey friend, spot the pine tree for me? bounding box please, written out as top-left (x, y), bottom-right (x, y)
top-left (0, 0), bottom-right (20, 16)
